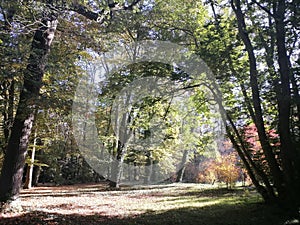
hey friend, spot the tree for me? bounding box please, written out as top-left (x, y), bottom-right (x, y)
top-left (231, 0), bottom-right (300, 215)
top-left (0, 7), bottom-right (58, 203)
top-left (0, 0), bottom-right (298, 219)
top-left (0, 0), bottom-right (142, 205)
top-left (150, 0), bottom-right (299, 216)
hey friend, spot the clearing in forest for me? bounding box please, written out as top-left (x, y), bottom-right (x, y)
top-left (0, 182), bottom-right (288, 225)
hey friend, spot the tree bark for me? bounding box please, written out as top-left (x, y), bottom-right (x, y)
top-left (209, 4), bottom-right (277, 202)
top-left (226, 115), bottom-right (276, 202)
top-left (0, 15), bottom-right (57, 203)
top-left (214, 86), bottom-right (276, 202)
top-left (2, 79), bottom-right (15, 146)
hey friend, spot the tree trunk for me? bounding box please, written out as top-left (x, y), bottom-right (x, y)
top-left (209, 80), bottom-right (276, 203)
top-left (176, 150), bottom-right (189, 182)
top-left (231, 0), bottom-right (285, 200)
top-left (274, 0), bottom-right (300, 213)
top-left (23, 129), bottom-right (37, 189)
top-left (226, 123), bottom-right (274, 202)
top-left (32, 166), bottom-right (42, 187)
top-left (110, 141), bottom-right (126, 188)
top-left (134, 162), bottom-right (139, 181)
top-left (144, 152), bottom-right (153, 184)
top-left (0, 15), bottom-right (57, 203)
top-left (232, 0), bottom-right (300, 215)
top-left (2, 79), bottom-right (15, 146)
top-left (209, 5), bottom-right (277, 202)
top-left (109, 92), bottom-right (134, 188)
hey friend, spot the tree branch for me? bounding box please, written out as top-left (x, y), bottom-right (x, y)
top-left (71, 0), bottom-right (142, 23)
top-left (251, 0), bottom-right (274, 18)
top-left (71, 4), bottom-right (101, 21)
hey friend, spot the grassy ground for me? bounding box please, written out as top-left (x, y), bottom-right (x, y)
top-left (0, 182), bottom-right (289, 225)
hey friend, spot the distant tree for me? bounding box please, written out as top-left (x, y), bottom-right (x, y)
top-left (196, 140), bottom-right (241, 189)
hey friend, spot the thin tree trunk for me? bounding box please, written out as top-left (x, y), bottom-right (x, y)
top-left (109, 91), bottom-right (133, 188)
top-left (209, 3), bottom-right (276, 201)
top-left (134, 162), bottom-right (139, 181)
top-left (207, 79), bottom-right (276, 202)
top-left (144, 152), bottom-right (153, 184)
top-left (0, 16), bottom-right (57, 203)
top-left (24, 129), bottom-right (37, 189)
top-left (226, 116), bottom-right (275, 202)
top-left (176, 150), bottom-right (189, 183)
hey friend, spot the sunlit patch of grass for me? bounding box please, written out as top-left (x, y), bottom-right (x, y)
top-left (1, 183), bottom-right (288, 225)
top-left (126, 183), bottom-right (263, 215)
top-left (128, 186), bottom-right (286, 225)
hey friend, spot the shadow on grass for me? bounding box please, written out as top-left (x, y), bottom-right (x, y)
top-left (20, 182), bottom-right (180, 199)
top-left (0, 201), bottom-right (288, 225)
top-left (167, 187), bottom-right (247, 198)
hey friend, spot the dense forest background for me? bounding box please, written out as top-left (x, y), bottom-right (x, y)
top-left (0, 0), bottom-right (299, 219)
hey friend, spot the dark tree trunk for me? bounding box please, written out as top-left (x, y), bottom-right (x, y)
top-left (210, 6), bottom-right (277, 202)
top-left (228, 114), bottom-right (276, 200)
top-left (209, 79), bottom-right (277, 203)
top-left (231, 0), bottom-right (285, 200)
top-left (231, 0), bottom-right (300, 216)
top-left (0, 16), bottom-right (57, 203)
top-left (144, 153), bottom-right (153, 185)
top-left (274, 0), bottom-right (300, 213)
top-left (32, 166), bottom-right (42, 187)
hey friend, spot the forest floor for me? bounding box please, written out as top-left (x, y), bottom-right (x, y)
top-left (0, 182), bottom-right (290, 225)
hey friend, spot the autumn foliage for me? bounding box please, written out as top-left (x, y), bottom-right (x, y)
top-left (242, 123), bottom-right (280, 175)
top-left (197, 153), bottom-right (240, 188)
top-left (185, 141), bottom-right (242, 188)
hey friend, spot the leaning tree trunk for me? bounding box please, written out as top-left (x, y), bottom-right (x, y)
top-left (231, 0), bottom-right (300, 216)
top-left (0, 15), bottom-right (57, 203)
top-left (210, 7), bottom-right (277, 202)
top-left (231, 0), bottom-right (285, 199)
top-left (212, 84), bottom-right (276, 203)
